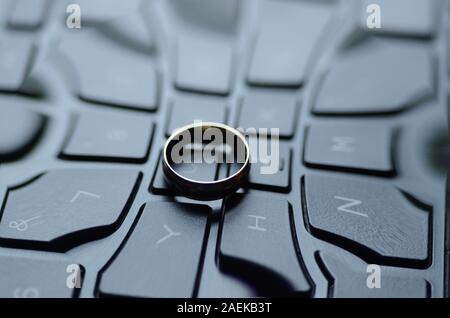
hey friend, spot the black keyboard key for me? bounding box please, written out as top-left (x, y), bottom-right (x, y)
top-left (313, 39), bottom-right (433, 115)
top-left (58, 32), bottom-right (158, 111)
top-left (61, 112), bottom-right (153, 163)
top-left (175, 34), bottom-right (233, 95)
top-left (99, 201), bottom-right (209, 298)
top-left (230, 140), bottom-right (291, 192)
top-left (0, 256), bottom-right (82, 298)
top-left (356, 0), bottom-right (436, 38)
top-left (0, 38), bottom-right (35, 92)
top-left (101, 11), bottom-right (154, 52)
top-left (76, 1), bottom-right (153, 52)
top-left (304, 124), bottom-right (394, 175)
top-left (237, 89), bottom-right (298, 138)
top-left (151, 154), bottom-right (218, 194)
top-left (0, 169), bottom-right (141, 251)
top-left (0, 106), bottom-right (46, 163)
top-left (8, 0), bottom-right (49, 30)
top-left (247, 0), bottom-right (332, 87)
top-left (318, 253), bottom-right (429, 298)
top-left (74, 0), bottom-right (141, 23)
top-left (303, 175), bottom-right (429, 267)
top-left (219, 194), bottom-right (311, 296)
top-left (166, 94), bottom-right (227, 136)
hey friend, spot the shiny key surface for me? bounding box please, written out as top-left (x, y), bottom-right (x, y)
top-left (303, 174), bottom-right (430, 267)
top-left (219, 194), bottom-right (311, 296)
top-left (99, 201), bottom-right (209, 298)
top-left (0, 169), bottom-right (141, 251)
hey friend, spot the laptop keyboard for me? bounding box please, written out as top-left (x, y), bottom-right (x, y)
top-left (0, 0), bottom-right (448, 298)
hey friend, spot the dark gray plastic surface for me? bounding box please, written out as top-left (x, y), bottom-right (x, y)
top-left (220, 194), bottom-right (311, 296)
top-left (0, 169), bottom-right (140, 250)
top-left (313, 38), bottom-right (434, 115)
top-left (304, 123), bottom-right (393, 174)
top-left (61, 111), bottom-right (154, 163)
top-left (166, 93), bottom-right (227, 135)
top-left (237, 89), bottom-right (298, 138)
top-left (99, 201), bottom-right (209, 298)
top-left (175, 33), bottom-right (233, 95)
top-left (247, 0), bottom-right (332, 87)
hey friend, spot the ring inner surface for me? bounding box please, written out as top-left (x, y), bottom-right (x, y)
top-left (166, 124), bottom-right (248, 184)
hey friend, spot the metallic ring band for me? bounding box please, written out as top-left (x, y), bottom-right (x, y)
top-left (162, 122), bottom-right (250, 201)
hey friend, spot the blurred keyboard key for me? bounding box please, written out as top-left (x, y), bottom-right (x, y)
top-left (313, 39), bottom-right (433, 115)
top-left (176, 34), bottom-right (233, 95)
top-left (237, 89), bottom-right (298, 138)
top-left (72, 1), bottom-right (152, 51)
top-left (61, 112), bottom-right (153, 163)
top-left (357, 0), bottom-right (436, 37)
top-left (78, 55), bottom-right (158, 111)
top-left (0, 38), bottom-right (35, 92)
top-left (220, 195), bottom-right (311, 296)
top-left (167, 0), bottom-right (239, 34)
top-left (304, 124), bottom-right (393, 175)
top-left (59, 32), bottom-right (158, 111)
top-left (0, 256), bottom-right (81, 298)
top-left (304, 174), bottom-right (429, 266)
top-left (72, 0), bottom-right (141, 23)
top-left (0, 105), bottom-right (46, 163)
top-left (0, 169), bottom-right (140, 251)
top-left (100, 11), bottom-right (153, 52)
top-left (8, 0), bottom-right (49, 30)
top-left (166, 94), bottom-right (227, 136)
top-left (318, 253), bottom-right (429, 298)
top-left (99, 202), bottom-right (209, 298)
top-left (247, 0), bottom-right (332, 87)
